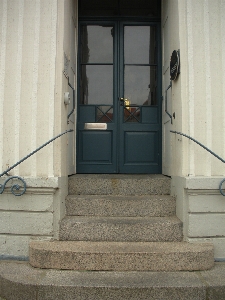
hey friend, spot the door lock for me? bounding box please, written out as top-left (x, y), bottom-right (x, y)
top-left (119, 98), bottom-right (130, 107)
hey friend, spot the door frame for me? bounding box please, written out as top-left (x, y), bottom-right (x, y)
top-left (77, 17), bottom-right (162, 174)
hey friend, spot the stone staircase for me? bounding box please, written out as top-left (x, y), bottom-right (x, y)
top-left (29, 174), bottom-right (214, 272)
top-left (0, 174), bottom-right (217, 300)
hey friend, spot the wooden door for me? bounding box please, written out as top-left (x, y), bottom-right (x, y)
top-left (77, 21), bottom-right (162, 173)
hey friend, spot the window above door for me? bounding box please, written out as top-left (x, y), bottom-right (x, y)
top-left (79, 0), bottom-right (161, 18)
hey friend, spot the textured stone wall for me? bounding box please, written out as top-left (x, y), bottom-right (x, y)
top-left (162, 0), bottom-right (225, 177)
top-left (0, 0), bottom-right (58, 177)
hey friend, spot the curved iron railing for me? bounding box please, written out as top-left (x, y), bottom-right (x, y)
top-left (170, 130), bottom-right (225, 196)
top-left (0, 129), bottom-right (73, 196)
top-left (165, 81), bottom-right (173, 123)
top-left (67, 77), bottom-right (75, 120)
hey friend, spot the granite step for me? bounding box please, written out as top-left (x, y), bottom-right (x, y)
top-left (0, 260), bottom-right (224, 300)
top-left (68, 174), bottom-right (171, 195)
top-left (59, 216), bottom-right (183, 242)
top-left (29, 240), bottom-right (214, 271)
top-left (66, 194), bottom-right (176, 217)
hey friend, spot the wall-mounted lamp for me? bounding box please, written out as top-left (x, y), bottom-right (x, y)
top-left (64, 92), bottom-right (70, 105)
top-left (170, 50), bottom-right (180, 80)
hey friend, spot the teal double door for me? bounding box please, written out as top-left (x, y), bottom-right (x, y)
top-left (77, 20), bottom-right (161, 173)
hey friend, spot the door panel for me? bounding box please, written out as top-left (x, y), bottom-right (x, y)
top-left (118, 23), bottom-right (161, 173)
top-left (124, 131), bottom-right (158, 163)
top-left (81, 131), bottom-right (113, 162)
top-left (77, 21), bottom-right (161, 173)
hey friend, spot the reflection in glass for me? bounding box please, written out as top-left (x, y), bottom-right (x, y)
top-left (96, 106), bottom-right (113, 123)
top-left (81, 25), bottom-right (113, 63)
top-left (124, 106), bottom-right (140, 123)
top-left (80, 65), bottom-right (113, 105)
top-left (124, 26), bottom-right (156, 64)
top-left (124, 66), bottom-right (157, 106)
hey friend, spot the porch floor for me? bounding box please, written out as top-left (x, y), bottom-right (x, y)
top-left (0, 260), bottom-right (225, 300)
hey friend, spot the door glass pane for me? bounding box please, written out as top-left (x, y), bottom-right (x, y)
top-left (96, 105), bottom-right (113, 122)
top-left (81, 25), bottom-right (114, 63)
top-left (124, 26), bottom-right (156, 64)
top-left (80, 65), bottom-right (113, 105)
top-left (124, 106), bottom-right (141, 123)
top-left (124, 66), bottom-right (157, 106)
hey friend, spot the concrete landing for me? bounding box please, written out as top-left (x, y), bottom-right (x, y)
top-left (68, 174), bottom-right (171, 195)
top-left (1, 261), bottom-right (225, 300)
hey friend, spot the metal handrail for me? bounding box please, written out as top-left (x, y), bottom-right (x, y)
top-left (165, 81), bottom-right (172, 123)
top-left (170, 130), bottom-right (225, 196)
top-left (67, 77), bottom-right (75, 120)
top-left (0, 129), bottom-right (73, 196)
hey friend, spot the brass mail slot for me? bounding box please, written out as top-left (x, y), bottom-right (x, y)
top-left (84, 123), bottom-right (107, 130)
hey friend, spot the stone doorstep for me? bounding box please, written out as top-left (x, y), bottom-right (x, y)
top-left (68, 174), bottom-right (171, 195)
top-left (29, 240), bottom-right (214, 272)
top-left (0, 261), bottom-right (225, 300)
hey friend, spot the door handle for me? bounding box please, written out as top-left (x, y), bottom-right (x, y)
top-left (119, 97), bottom-right (128, 102)
top-left (119, 98), bottom-right (130, 107)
